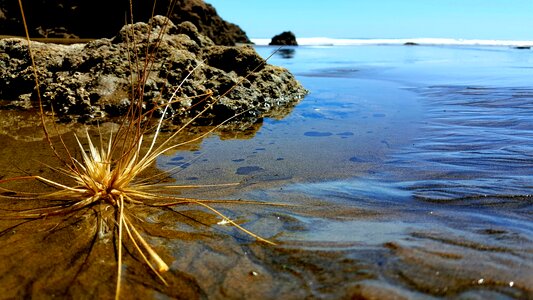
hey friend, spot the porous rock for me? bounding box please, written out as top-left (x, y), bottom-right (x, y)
top-left (0, 16), bottom-right (307, 123)
top-left (0, 0), bottom-right (250, 46)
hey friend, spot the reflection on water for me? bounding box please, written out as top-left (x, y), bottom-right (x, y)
top-left (285, 217), bottom-right (419, 245)
top-left (162, 45), bottom-right (533, 298)
top-left (276, 48), bottom-right (296, 59)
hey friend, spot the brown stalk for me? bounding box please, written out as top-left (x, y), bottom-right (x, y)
top-left (2, 1), bottom-right (280, 299)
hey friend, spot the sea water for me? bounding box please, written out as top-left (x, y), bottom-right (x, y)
top-left (162, 44), bottom-right (533, 202)
top-left (159, 43), bottom-right (533, 297)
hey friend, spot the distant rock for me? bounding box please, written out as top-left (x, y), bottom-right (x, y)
top-left (404, 42), bottom-right (419, 46)
top-left (269, 31), bottom-right (298, 46)
top-left (0, 16), bottom-right (307, 123)
top-left (0, 0), bottom-right (250, 45)
top-left (513, 46), bottom-right (531, 50)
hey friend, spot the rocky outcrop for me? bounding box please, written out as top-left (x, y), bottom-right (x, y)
top-left (269, 31), bottom-right (298, 46)
top-left (0, 16), bottom-right (307, 123)
top-left (0, 0), bottom-right (250, 45)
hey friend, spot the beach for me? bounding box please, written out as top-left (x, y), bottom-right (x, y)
top-left (159, 44), bottom-right (533, 298)
top-left (0, 43), bottom-right (532, 298)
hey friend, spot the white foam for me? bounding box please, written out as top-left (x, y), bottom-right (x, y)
top-left (251, 37), bottom-right (533, 47)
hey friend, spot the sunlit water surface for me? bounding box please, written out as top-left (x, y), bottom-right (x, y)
top-left (158, 45), bottom-right (533, 298)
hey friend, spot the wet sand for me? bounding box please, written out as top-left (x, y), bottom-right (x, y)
top-left (0, 98), bottom-right (530, 300)
top-left (1, 45), bottom-right (533, 299)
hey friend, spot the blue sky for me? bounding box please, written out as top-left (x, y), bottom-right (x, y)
top-left (207, 0), bottom-right (533, 40)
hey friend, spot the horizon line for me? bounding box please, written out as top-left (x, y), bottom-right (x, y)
top-left (250, 37), bottom-right (533, 47)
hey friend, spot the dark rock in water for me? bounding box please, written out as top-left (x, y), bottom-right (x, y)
top-left (0, 16), bottom-right (307, 123)
top-left (0, 0), bottom-right (250, 46)
top-left (269, 31), bottom-right (298, 46)
top-left (513, 46), bottom-right (531, 50)
top-left (404, 42), bottom-right (419, 46)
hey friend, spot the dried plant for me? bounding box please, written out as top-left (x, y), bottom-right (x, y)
top-left (0, 1), bottom-right (279, 298)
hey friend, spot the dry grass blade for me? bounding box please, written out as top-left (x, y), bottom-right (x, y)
top-left (1, 0), bottom-right (286, 298)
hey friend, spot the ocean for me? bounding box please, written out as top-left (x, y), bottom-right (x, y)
top-left (158, 42), bottom-right (533, 297)
top-left (252, 37), bottom-right (533, 47)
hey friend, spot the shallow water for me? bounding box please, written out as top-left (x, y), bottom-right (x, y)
top-left (158, 45), bottom-right (533, 298)
top-left (1, 45), bottom-right (532, 298)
